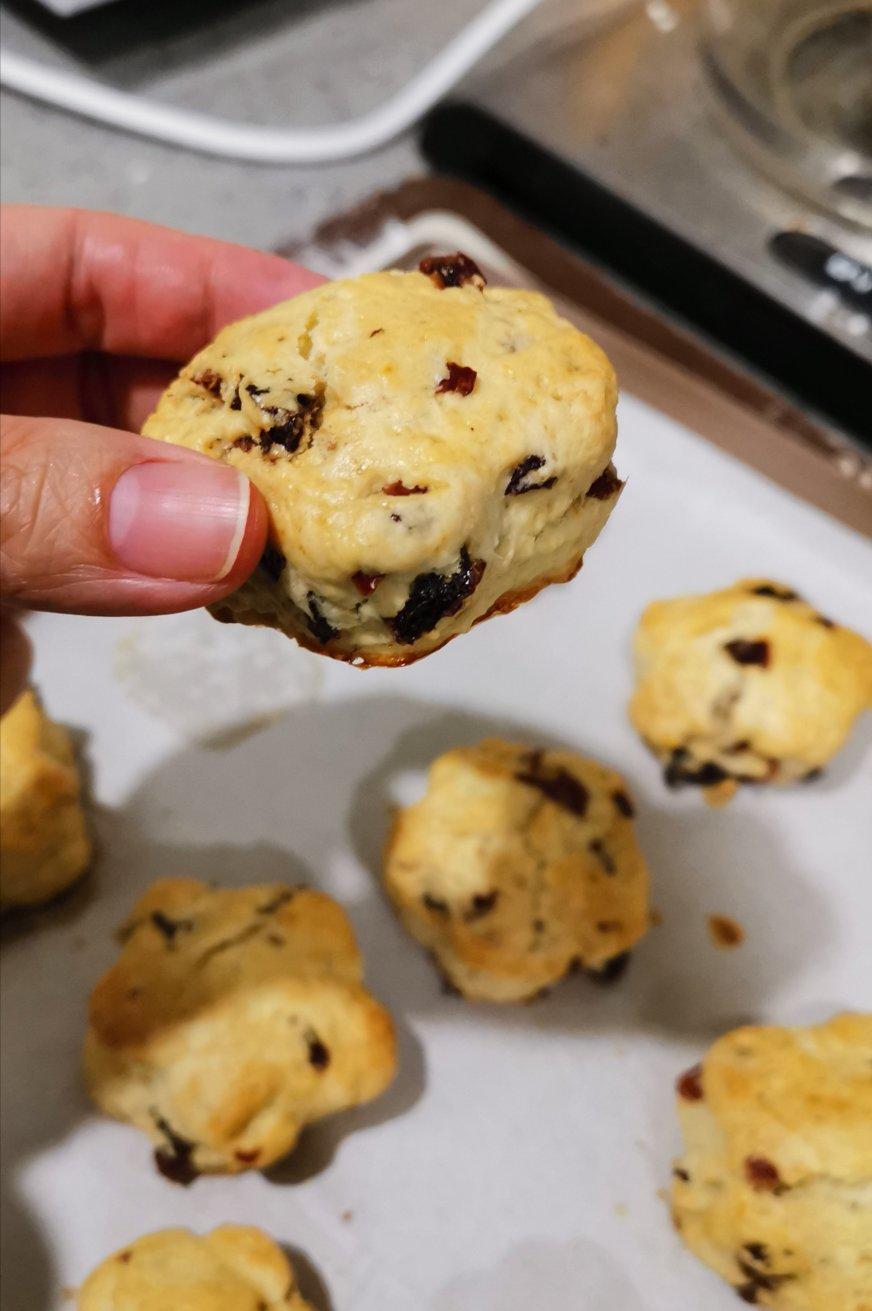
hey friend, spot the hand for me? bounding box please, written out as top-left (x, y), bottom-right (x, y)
top-left (0, 205), bottom-right (323, 713)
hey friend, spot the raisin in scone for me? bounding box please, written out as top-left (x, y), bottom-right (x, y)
top-left (671, 1013), bottom-right (872, 1309)
top-left (77, 1226), bottom-right (313, 1310)
top-left (0, 689), bottom-right (91, 909)
top-left (383, 739), bottom-right (650, 1002)
top-left (142, 253), bottom-right (621, 665)
top-left (84, 879), bottom-right (396, 1181)
top-left (629, 579), bottom-right (872, 805)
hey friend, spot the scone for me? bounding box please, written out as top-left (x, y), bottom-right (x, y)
top-left (143, 252), bottom-right (621, 665)
top-left (84, 879), bottom-right (396, 1181)
top-left (77, 1226), bottom-right (313, 1309)
top-left (671, 1013), bottom-right (872, 1309)
top-left (383, 738), bottom-right (650, 1002)
top-left (630, 579), bottom-right (872, 805)
top-left (0, 689), bottom-right (91, 909)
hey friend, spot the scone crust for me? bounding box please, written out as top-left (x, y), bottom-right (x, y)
top-left (671, 1013), bottom-right (872, 1309)
top-left (383, 738), bottom-right (650, 1002)
top-left (0, 690), bottom-right (91, 908)
top-left (142, 266), bottom-right (620, 664)
top-left (84, 880), bottom-right (396, 1177)
top-left (77, 1225), bottom-right (313, 1309)
top-left (629, 578), bottom-right (872, 799)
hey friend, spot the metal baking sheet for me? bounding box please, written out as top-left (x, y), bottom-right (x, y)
top-left (2, 209), bottom-right (871, 1311)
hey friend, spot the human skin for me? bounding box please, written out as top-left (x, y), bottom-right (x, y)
top-left (0, 205), bottom-right (323, 712)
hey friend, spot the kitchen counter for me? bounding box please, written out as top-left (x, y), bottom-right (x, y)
top-left (0, 0), bottom-right (486, 251)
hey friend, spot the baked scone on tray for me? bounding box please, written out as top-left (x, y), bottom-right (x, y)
top-left (671, 1013), bottom-right (872, 1309)
top-left (77, 1226), bottom-right (313, 1309)
top-left (143, 253), bottom-right (622, 665)
top-left (630, 579), bottom-right (872, 806)
top-left (84, 879), bottom-right (396, 1182)
top-left (384, 738), bottom-right (650, 1002)
top-left (0, 689), bottom-right (91, 911)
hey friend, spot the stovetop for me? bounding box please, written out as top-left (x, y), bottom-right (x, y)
top-left (423, 1), bottom-right (871, 450)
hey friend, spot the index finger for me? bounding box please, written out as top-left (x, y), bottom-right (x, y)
top-left (0, 205), bottom-right (324, 363)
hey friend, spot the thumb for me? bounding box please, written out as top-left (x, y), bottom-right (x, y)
top-left (1, 415), bottom-right (268, 616)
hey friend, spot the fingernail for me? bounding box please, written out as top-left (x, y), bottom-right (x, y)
top-left (109, 460), bottom-right (250, 582)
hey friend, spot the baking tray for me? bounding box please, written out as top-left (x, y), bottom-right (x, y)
top-left (2, 180), bottom-right (871, 1311)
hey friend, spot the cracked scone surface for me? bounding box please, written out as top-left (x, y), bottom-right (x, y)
top-left (84, 879), bottom-right (396, 1180)
top-left (0, 690), bottom-right (91, 909)
top-left (142, 256), bottom-right (621, 665)
top-left (629, 579), bottom-right (872, 804)
top-left (77, 1226), bottom-right (313, 1310)
top-left (383, 738), bottom-right (649, 1002)
top-left (671, 1013), bottom-right (872, 1309)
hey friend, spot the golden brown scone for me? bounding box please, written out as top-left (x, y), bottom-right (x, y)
top-left (383, 738), bottom-right (650, 1002)
top-left (77, 1226), bottom-right (313, 1309)
top-left (84, 879), bottom-right (396, 1181)
top-left (671, 1013), bottom-right (872, 1309)
top-left (630, 579), bottom-right (872, 805)
top-left (142, 253), bottom-right (621, 666)
top-left (0, 689), bottom-right (91, 909)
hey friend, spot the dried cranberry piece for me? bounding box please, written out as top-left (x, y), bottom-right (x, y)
top-left (612, 789), bottom-right (635, 818)
top-left (259, 392), bottom-right (323, 455)
top-left (150, 911), bottom-right (194, 946)
top-left (305, 593), bottom-right (337, 645)
top-left (387, 548), bottom-right (485, 645)
top-left (464, 890), bottom-right (498, 921)
top-left (191, 368), bottom-right (222, 397)
top-left (589, 839), bottom-right (616, 875)
top-left (306, 1033), bottom-right (331, 1069)
top-left (587, 951), bottom-right (631, 984)
top-left (516, 753), bottom-right (589, 816)
top-left (815, 614), bottom-right (836, 628)
top-left (260, 545), bottom-right (286, 582)
top-left (505, 454), bottom-right (557, 496)
top-left (234, 1148), bottom-right (261, 1164)
top-left (418, 252), bottom-right (486, 289)
top-left (673, 1167), bottom-right (690, 1182)
top-left (351, 570), bottom-right (384, 597)
top-left (750, 584), bottom-right (797, 601)
top-left (153, 1115), bottom-right (198, 1186)
top-left (383, 480), bottom-right (428, 496)
top-left (436, 362), bottom-right (477, 396)
top-left (586, 466), bottom-right (624, 499)
top-left (676, 1063), bottom-right (704, 1101)
top-left (664, 750), bottom-right (728, 789)
top-left (724, 639), bottom-right (770, 667)
top-left (423, 893), bottom-right (450, 915)
top-left (744, 1156), bottom-right (781, 1191)
top-left (233, 435), bottom-right (255, 452)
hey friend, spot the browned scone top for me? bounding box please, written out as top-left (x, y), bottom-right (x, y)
top-left (77, 1226), bottom-right (314, 1310)
top-left (630, 578), bottom-right (872, 805)
top-left (143, 254), bottom-right (621, 665)
top-left (671, 1013), bottom-right (872, 1309)
top-left (384, 738), bottom-right (650, 1002)
top-left (84, 879), bottom-right (396, 1181)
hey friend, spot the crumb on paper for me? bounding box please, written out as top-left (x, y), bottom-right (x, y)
top-left (341, 1209), bottom-right (354, 1223)
top-left (649, 907), bottom-right (663, 927)
top-left (613, 1202), bottom-right (628, 1217)
top-left (707, 914), bottom-right (745, 948)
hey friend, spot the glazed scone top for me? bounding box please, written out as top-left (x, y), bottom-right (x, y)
top-left (685, 1013), bottom-right (872, 1186)
top-left (76, 1226), bottom-right (312, 1310)
top-left (630, 578), bottom-right (872, 785)
top-left (144, 266), bottom-right (617, 583)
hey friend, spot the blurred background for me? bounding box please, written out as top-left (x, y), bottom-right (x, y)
top-left (1, 0), bottom-right (870, 439)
